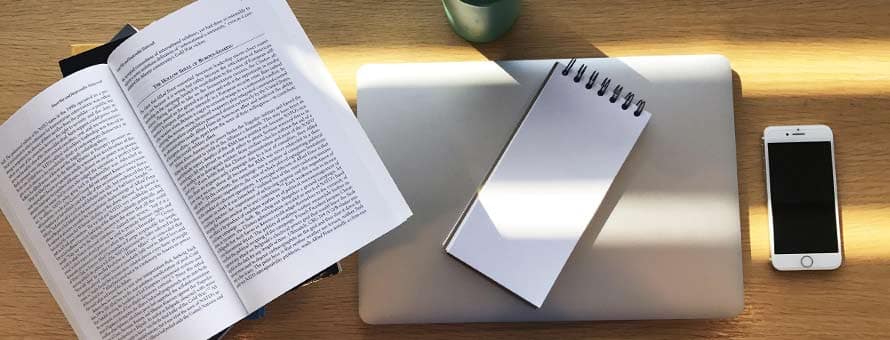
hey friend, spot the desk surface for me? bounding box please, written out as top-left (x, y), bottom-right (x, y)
top-left (1, 0), bottom-right (889, 338)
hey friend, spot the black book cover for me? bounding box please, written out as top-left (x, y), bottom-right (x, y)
top-left (58, 24), bottom-right (137, 77)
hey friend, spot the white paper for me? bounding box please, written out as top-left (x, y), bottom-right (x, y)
top-left (0, 66), bottom-right (245, 340)
top-left (107, 0), bottom-right (411, 311)
top-left (0, 0), bottom-right (412, 337)
top-left (445, 63), bottom-right (651, 307)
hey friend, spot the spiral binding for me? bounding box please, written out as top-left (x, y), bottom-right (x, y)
top-left (561, 58), bottom-right (646, 117)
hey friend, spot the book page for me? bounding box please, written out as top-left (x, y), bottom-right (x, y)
top-left (107, 0), bottom-right (410, 311)
top-left (0, 65), bottom-right (245, 340)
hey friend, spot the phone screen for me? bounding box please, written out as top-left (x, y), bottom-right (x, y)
top-left (767, 141), bottom-right (839, 254)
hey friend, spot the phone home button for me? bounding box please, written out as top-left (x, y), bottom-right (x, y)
top-left (801, 256), bottom-right (814, 268)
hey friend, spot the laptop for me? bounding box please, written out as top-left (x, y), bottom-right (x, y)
top-left (357, 55), bottom-right (743, 324)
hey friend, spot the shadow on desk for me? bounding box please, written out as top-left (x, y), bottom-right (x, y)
top-left (470, 0), bottom-right (607, 61)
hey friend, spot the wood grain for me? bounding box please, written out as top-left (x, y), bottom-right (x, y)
top-left (2, 0), bottom-right (890, 338)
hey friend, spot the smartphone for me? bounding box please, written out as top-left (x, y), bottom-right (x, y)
top-left (763, 124), bottom-right (842, 271)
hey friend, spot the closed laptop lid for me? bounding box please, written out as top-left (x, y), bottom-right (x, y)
top-left (357, 55), bottom-right (743, 323)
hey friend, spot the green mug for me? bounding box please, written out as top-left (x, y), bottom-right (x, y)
top-left (443, 0), bottom-right (521, 43)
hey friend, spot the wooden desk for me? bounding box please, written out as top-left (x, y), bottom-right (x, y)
top-left (2, 0), bottom-right (889, 338)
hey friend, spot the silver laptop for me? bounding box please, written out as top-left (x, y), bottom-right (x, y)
top-left (357, 55), bottom-right (743, 324)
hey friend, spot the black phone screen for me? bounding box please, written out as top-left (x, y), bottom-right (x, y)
top-left (767, 141), bottom-right (839, 254)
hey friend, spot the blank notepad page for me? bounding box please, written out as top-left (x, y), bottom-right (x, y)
top-left (444, 60), bottom-right (651, 307)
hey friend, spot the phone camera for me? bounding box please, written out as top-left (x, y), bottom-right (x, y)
top-left (786, 133), bottom-right (789, 136)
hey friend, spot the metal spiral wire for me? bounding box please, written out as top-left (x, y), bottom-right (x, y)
top-left (561, 58), bottom-right (647, 117)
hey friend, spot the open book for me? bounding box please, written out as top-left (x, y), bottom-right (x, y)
top-left (0, 0), bottom-right (411, 339)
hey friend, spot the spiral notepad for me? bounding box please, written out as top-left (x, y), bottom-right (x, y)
top-left (444, 59), bottom-right (652, 307)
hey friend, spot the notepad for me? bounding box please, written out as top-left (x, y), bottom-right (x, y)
top-left (443, 59), bottom-right (652, 308)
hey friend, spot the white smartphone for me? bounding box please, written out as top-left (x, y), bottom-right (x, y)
top-left (763, 124), bottom-right (842, 271)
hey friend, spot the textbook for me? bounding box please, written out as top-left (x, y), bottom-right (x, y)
top-left (59, 26), bottom-right (345, 337)
top-left (0, 0), bottom-right (411, 339)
